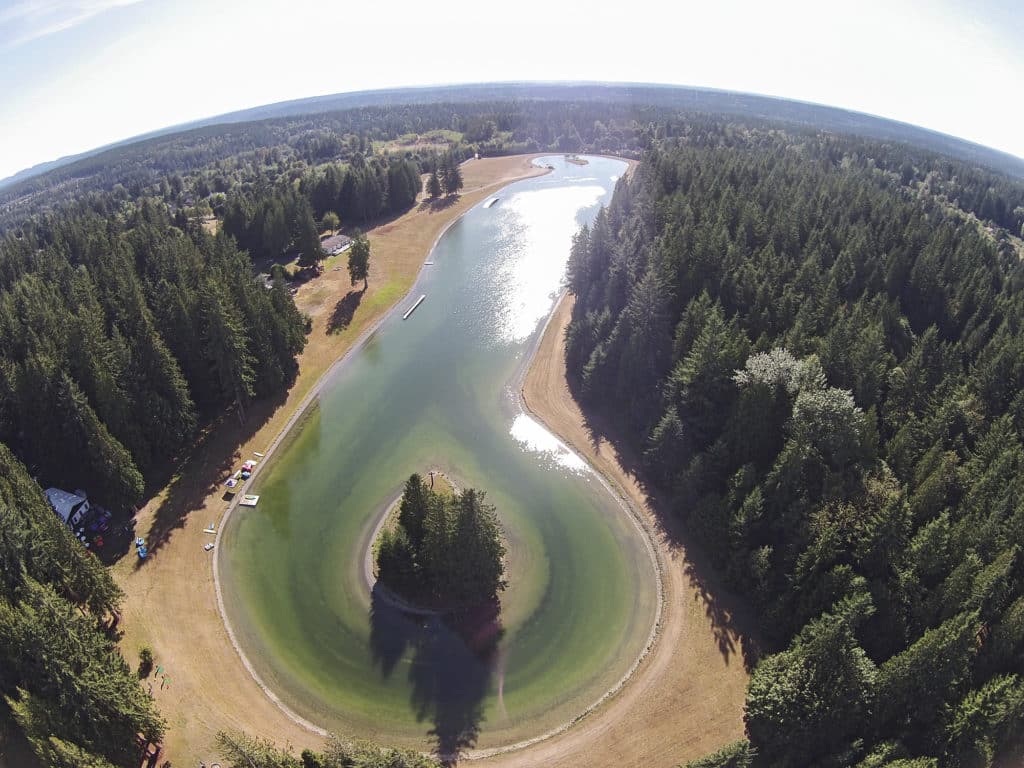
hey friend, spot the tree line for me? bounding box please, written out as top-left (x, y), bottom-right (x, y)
top-left (377, 474), bottom-right (506, 610)
top-left (567, 133), bottom-right (1024, 767)
top-left (215, 730), bottom-right (438, 768)
top-left (4, 88), bottom-right (1021, 238)
top-left (0, 198), bottom-right (307, 513)
top-left (221, 153), bottom-right (422, 266)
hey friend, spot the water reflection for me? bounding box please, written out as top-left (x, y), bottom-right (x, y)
top-left (510, 413), bottom-right (587, 473)
top-left (369, 586), bottom-right (504, 759)
top-left (485, 185), bottom-right (606, 344)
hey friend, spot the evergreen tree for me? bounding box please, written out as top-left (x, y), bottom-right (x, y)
top-left (347, 232), bottom-right (371, 290)
top-left (427, 169), bottom-right (442, 199)
top-left (376, 476), bottom-right (505, 609)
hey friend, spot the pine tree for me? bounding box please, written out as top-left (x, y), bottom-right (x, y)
top-left (427, 169), bottom-right (442, 199)
top-left (440, 153), bottom-right (463, 196)
top-left (398, 474), bottom-right (429, 549)
top-left (347, 232), bottom-right (371, 290)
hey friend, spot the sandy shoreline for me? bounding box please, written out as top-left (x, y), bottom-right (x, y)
top-left (488, 292), bottom-right (751, 767)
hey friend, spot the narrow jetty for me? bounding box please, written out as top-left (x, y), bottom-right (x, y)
top-left (403, 294), bottom-right (426, 320)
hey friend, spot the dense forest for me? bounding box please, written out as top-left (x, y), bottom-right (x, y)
top-left (6, 86), bottom-right (1022, 241)
top-left (377, 474), bottom-right (506, 610)
top-left (0, 444), bottom-right (163, 767)
top-left (0, 200), bottom-right (307, 514)
top-left (567, 131), bottom-right (1024, 766)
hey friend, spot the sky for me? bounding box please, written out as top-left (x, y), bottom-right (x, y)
top-left (0, 0), bottom-right (1022, 181)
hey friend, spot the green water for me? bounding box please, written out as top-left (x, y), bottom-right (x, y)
top-left (220, 156), bottom-right (658, 752)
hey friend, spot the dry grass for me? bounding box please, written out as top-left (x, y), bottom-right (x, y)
top-left (112, 155), bottom-right (548, 767)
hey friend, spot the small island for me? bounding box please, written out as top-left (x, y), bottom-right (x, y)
top-left (376, 473), bottom-right (507, 612)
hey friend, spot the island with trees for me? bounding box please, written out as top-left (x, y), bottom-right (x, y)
top-left (376, 474), bottom-right (506, 612)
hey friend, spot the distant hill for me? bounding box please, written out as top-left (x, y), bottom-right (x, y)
top-left (2, 82), bottom-right (1022, 193)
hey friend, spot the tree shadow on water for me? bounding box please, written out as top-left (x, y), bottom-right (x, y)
top-left (369, 587), bottom-right (503, 763)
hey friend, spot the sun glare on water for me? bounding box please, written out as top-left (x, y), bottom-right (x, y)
top-left (509, 412), bottom-right (587, 473)
top-left (486, 183), bottom-right (605, 344)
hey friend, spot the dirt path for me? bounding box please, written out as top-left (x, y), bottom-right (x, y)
top-left (113, 155), bottom-right (549, 767)
top-left (494, 293), bottom-right (752, 767)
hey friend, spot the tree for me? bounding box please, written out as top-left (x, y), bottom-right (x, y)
top-left (745, 608), bottom-right (877, 767)
top-left (441, 153), bottom-right (463, 196)
top-left (875, 611), bottom-right (981, 743)
top-left (398, 474), bottom-right (429, 549)
top-left (295, 202), bottom-right (325, 271)
top-left (199, 282), bottom-right (256, 421)
top-left (1, 578), bottom-right (165, 767)
top-left (376, 476), bottom-right (505, 610)
top-left (946, 674), bottom-right (1024, 767)
top-left (321, 211), bottom-right (340, 232)
top-left (427, 169), bottom-right (442, 199)
top-left (450, 489), bottom-right (506, 605)
top-left (683, 740), bottom-right (755, 768)
top-left (348, 232), bottom-right (370, 290)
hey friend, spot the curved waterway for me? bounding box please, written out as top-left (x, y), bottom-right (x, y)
top-left (219, 156), bottom-right (659, 753)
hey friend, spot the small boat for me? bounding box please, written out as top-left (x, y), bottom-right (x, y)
top-left (483, 197), bottom-right (499, 208)
top-left (239, 495), bottom-right (260, 507)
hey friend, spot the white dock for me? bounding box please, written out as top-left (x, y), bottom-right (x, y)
top-left (403, 294), bottom-right (426, 320)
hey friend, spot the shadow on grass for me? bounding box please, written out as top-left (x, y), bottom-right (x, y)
top-left (566, 373), bottom-right (762, 671)
top-left (369, 586), bottom-right (502, 762)
top-left (417, 194), bottom-right (460, 214)
top-left (327, 288), bottom-right (365, 334)
top-left (131, 385), bottom-right (291, 566)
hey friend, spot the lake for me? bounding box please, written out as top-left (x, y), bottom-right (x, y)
top-left (219, 155), bottom-right (659, 753)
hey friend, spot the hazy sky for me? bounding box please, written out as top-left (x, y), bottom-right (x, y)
top-left (1, 0), bottom-right (1022, 181)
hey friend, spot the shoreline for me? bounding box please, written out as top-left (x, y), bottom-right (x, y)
top-left (211, 157), bottom-right (553, 743)
top-left (211, 154), bottom-right (666, 760)
top-left (481, 292), bottom-right (749, 768)
top-left (455, 289), bottom-right (665, 762)
top-left (114, 154), bottom-right (553, 766)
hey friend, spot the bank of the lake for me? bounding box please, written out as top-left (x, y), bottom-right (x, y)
top-left (494, 292), bottom-right (753, 767)
top-left (113, 155), bottom-right (550, 767)
top-left (218, 156), bottom-right (660, 753)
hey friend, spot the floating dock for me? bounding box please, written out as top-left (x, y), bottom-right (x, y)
top-left (403, 294), bottom-right (426, 320)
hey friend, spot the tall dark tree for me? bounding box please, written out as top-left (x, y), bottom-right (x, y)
top-left (348, 232), bottom-right (371, 290)
top-left (427, 168), bottom-right (442, 199)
